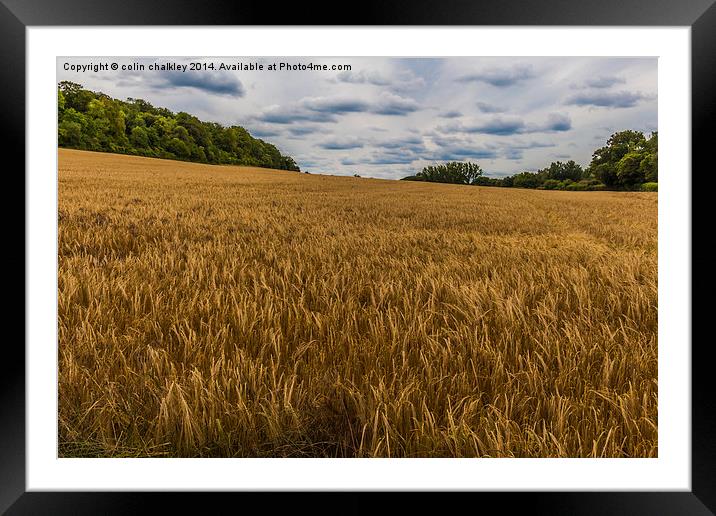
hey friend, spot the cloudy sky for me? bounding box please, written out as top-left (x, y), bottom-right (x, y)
top-left (58, 57), bottom-right (657, 179)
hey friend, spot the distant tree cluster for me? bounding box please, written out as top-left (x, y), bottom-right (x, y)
top-left (402, 161), bottom-right (484, 185)
top-left (402, 130), bottom-right (658, 192)
top-left (590, 130), bottom-right (657, 188)
top-left (57, 81), bottom-right (300, 171)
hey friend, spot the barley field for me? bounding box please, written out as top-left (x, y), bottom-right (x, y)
top-left (58, 148), bottom-right (658, 458)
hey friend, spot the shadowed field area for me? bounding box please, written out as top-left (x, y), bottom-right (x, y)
top-left (58, 148), bottom-right (658, 457)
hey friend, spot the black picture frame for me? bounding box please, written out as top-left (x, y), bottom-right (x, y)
top-left (5, 1), bottom-right (714, 513)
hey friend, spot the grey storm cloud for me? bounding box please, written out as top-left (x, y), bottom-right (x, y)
top-left (439, 110), bottom-right (463, 118)
top-left (430, 147), bottom-right (500, 161)
top-left (318, 138), bottom-right (365, 150)
top-left (429, 135), bottom-right (551, 162)
top-left (371, 93), bottom-right (420, 115)
top-left (466, 117), bottom-right (526, 135)
top-left (577, 76), bottom-right (626, 89)
top-left (373, 135), bottom-right (425, 151)
top-left (305, 93), bottom-right (419, 116)
top-left (256, 93), bottom-right (420, 125)
top-left (287, 126), bottom-right (324, 136)
top-left (510, 140), bottom-right (557, 150)
top-left (476, 102), bottom-right (505, 113)
top-left (440, 114), bottom-right (571, 136)
top-left (302, 96), bottom-right (371, 114)
top-left (541, 113), bottom-right (572, 132)
top-left (503, 149), bottom-right (524, 160)
top-left (368, 156), bottom-right (418, 165)
top-left (156, 70), bottom-right (245, 97)
top-left (324, 135), bottom-right (426, 153)
top-left (249, 127), bottom-right (281, 138)
top-left (566, 91), bottom-right (649, 108)
top-left (256, 107), bottom-right (338, 124)
top-left (457, 65), bottom-right (536, 87)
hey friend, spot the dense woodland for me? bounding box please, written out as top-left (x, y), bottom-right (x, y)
top-left (403, 130), bottom-right (658, 191)
top-left (57, 82), bottom-right (300, 171)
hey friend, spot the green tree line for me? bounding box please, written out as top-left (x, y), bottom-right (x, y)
top-left (403, 130), bottom-right (658, 192)
top-left (404, 162), bottom-right (485, 185)
top-left (57, 82), bottom-right (300, 172)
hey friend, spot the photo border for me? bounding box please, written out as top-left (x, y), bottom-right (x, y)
top-left (6, 0), bottom-right (714, 513)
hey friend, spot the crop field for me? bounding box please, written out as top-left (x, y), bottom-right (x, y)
top-left (58, 148), bottom-right (658, 458)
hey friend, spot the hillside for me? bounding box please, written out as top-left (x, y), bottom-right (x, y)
top-left (57, 82), bottom-right (300, 172)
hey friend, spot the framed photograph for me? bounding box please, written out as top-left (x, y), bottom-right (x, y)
top-left (7, 0), bottom-right (714, 513)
